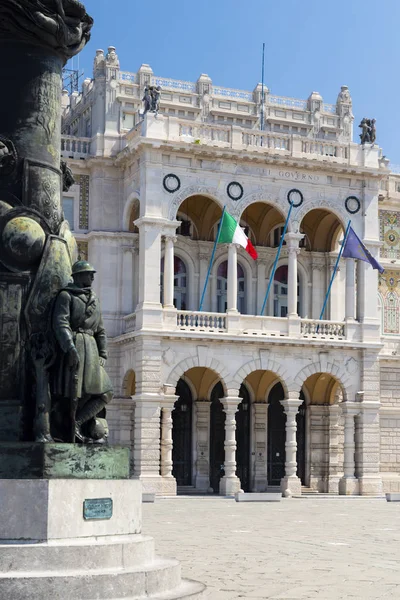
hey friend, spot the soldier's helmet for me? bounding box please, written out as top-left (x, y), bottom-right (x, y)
top-left (71, 260), bottom-right (96, 276)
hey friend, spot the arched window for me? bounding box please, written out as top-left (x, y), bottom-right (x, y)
top-left (273, 265), bottom-right (300, 317)
top-left (160, 256), bottom-right (188, 310)
top-left (217, 260), bottom-right (245, 313)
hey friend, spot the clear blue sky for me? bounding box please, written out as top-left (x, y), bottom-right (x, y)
top-left (69, 0), bottom-right (400, 164)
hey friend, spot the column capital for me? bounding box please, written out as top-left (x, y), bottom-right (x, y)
top-left (222, 395), bottom-right (241, 412)
top-left (164, 234), bottom-right (177, 244)
top-left (285, 232), bottom-right (304, 250)
top-left (281, 397), bottom-right (302, 414)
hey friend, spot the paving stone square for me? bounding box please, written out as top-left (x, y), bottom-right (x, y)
top-left (143, 497), bottom-right (400, 599)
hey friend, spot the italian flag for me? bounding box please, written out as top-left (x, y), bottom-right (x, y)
top-left (218, 210), bottom-right (258, 260)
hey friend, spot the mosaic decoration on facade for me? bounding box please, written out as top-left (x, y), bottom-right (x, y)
top-left (380, 210), bottom-right (400, 259)
top-left (77, 174), bottom-right (90, 229)
top-left (77, 241), bottom-right (88, 261)
top-left (379, 269), bottom-right (400, 334)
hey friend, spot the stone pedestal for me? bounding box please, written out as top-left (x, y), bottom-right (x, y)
top-left (0, 477), bottom-right (205, 599)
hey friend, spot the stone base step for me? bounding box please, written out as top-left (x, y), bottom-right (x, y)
top-left (177, 486), bottom-right (210, 496)
top-left (0, 540), bottom-right (206, 599)
top-left (0, 535), bottom-right (155, 573)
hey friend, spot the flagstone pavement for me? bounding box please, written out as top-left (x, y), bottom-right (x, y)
top-left (142, 496), bottom-right (400, 600)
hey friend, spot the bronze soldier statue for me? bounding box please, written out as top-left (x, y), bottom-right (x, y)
top-left (51, 260), bottom-right (113, 443)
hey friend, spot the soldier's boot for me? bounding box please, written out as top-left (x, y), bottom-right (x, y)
top-left (75, 392), bottom-right (112, 442)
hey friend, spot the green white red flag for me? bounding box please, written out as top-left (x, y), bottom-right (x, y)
top-left (218, 210), bottom-right (258, 260)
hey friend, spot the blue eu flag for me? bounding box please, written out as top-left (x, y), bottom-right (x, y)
top-left (342, 227), bottom-right (384, 273)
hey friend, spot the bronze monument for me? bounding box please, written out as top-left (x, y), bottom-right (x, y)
top-left (0, 1), bottom-right (114, 449)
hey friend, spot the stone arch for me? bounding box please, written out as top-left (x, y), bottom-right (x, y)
top-left (166, 354), bottom-right (236, 396)
top-left (122, 193), bottom-right (140, 231)
top-left (291, 200), bottom-right (347, 235)
top-left (292, 358), bottom-right (351, 401)
top-left (233, 191), bottom-right (288, 224)
top-left (232, 355), bottom-right (291, 397)
top-left (168, 185), bottom-right (225, 220)
top-left (122, 369), bottom-right (136, 397)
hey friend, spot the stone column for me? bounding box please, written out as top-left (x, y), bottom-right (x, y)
top-left (253, 402), bottom-right (268, 491)
top-left (286, 233), bottom-right (303, 317)
top-left (280, 396), bottom-right (302, 497)
top-left (345, 258), bottom-right (355, 320)
top-left (194, 400), bottom-right (210, 491)
top-left (219, 394), bottom-right (241, 496)
top-left (327, 404), bottom-right (341, 493)
top-left (227, 244), bottom-right (238, 312)
top-left (163, 235), bottom-right (176, 308)
top-left (339, 402), bottom-right (359, 495)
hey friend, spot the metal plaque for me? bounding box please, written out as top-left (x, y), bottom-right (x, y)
top-left (83, 497), bottom-right (113, 520)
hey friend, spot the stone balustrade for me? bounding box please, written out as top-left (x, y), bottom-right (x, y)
top-left (119, 309), bottom-right (367, 345)
top-left (176, 311), bottom-right (227, 332)
top-left (300, 319), bottom-right (345, 339)
top-left (61, 135), bottom-right (91, 159)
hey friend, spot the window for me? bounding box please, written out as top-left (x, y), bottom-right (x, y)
top-left (62, 197), bottom-right (74, 230)
top-left (217, 261), bottom-right (245, 313)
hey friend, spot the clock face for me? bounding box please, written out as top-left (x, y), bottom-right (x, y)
top-left (287, 189), bottom-right (303, 207)
top-left (163, 174), bottom-right (180, 193)
top-left (345, 196), bottom-right (360, 214)
top-left (227, 181), bottom-right (244, 200)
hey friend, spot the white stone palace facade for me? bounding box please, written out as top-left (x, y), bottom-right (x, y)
top-left (61, 46), bottom-right (400, 496)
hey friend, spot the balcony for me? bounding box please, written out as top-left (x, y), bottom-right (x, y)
top-left (61, 135), bottom-right (91, 159)
top-left (122, 309), bottom-right (364, 345)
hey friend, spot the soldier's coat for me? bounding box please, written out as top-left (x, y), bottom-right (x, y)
top-left (51, 284), bottom-right (113, 398)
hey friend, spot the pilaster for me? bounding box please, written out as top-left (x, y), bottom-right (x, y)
top-left (357, 352), bottom-right (383, 496)
top-left (339, 401), bottom-right (360, 495)
top-left (253, 402), bottom-right (268, 491)
top-left (194, 400), bottom-right (211, 491)
top-left (160, 390), bottom-right (177, 496)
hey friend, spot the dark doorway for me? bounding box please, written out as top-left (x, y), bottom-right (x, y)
top-left (236, 383), bottom-right (251, 492)
top-left (209, 382), bottom-right (225, 493)
top-left (267, 382), bottom-right (286, 486)
top-left (296, 392), bottom-right (306, 485)
top-left (172, 379), bottom-right (193, 486)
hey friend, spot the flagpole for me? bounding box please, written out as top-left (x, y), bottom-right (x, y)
top-left (260, 201), bottom-right (294, 316)
top-left (318, 219), bottom-right (352, 321)
top-left (260, 42), bottom-right (265, 147)
top-left (199, 206), bottom-right (226, 311)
